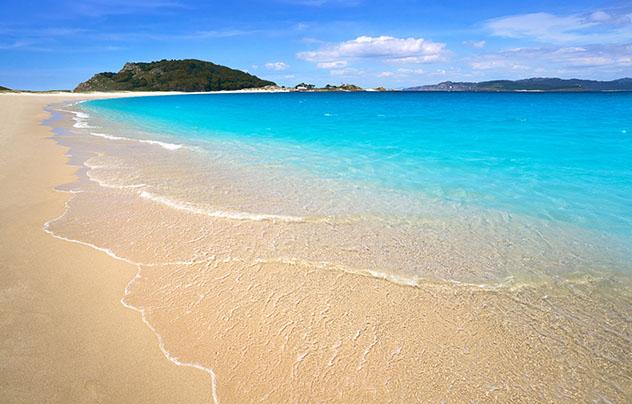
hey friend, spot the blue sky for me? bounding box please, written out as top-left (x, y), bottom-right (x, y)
top-left (1, 0), bottom-right (631, 90)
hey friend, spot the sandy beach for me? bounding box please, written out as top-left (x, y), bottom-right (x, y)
top-left (0, 93), bottom-right (212, 403)
top-left (1, 92), bottom-right (630, 403)
top-left (2, 0), bottom-right (632, 401)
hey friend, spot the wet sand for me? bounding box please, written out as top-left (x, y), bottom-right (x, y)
top-left (0, 93), bottom-right (212, 403)
top-left (125, 259), bottom-right (631, 402)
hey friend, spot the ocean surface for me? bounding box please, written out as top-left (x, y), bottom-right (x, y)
top-left (83, 92), bottom-right (632, 234)
top-left (46, 92), bottom-right (632, 401)
top-left (77, 92), bottom-right (632, 280)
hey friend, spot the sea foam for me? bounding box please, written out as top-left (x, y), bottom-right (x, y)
top-left (63, 106), bottom-right (182, 151)
top-left (90, 132), bottom-right (183, 151)
top-left (69, 110), bottom-right (96, 129)
top-left (139, 191), bottom-right (305, 222)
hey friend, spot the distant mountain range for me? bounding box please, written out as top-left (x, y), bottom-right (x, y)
top-left (75, 59), bottom-right (276, 92)
top-left (404, 78), bottom-right (632, 92)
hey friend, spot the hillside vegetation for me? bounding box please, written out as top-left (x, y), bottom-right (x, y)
top-left (75, 59), bottom-right (275, 92)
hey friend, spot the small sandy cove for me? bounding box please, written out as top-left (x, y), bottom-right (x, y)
top-left (0, 92), bottom-right (212, 403)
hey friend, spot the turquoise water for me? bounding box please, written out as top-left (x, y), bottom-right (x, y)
top-left (82, 92), bottom-right (632, 238)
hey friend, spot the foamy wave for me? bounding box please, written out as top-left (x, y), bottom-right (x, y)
top-left (73, 119), bottom-right (94, 129)
top-left (62, 107), bottom-right (182, 151)
top-left (90, 132), bottom-right (183, 151)
top-left (68, 110), bottom-right (96, 129)
top-left (44, 220), bottom-right (140, 267)
top-left (138, 139), bottom-right (183, 151)
top-left (90, 132), bottom-right (126, 141)
top-left (256, 257), bottom-right (495, 291)
top-left (140, 191), bottom-right (305, 223)
top-left (87, 174), bottom-right (147, 190)
top-left (259, 257), bottom-right (423, 287)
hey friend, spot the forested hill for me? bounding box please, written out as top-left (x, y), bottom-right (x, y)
top-left (75, 59), bottom-right (276, 92)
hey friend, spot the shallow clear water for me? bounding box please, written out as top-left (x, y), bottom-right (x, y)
top-left (44, 94), bottom-right (632, 401)
top-left (83, 92), bottom-right (632, 237)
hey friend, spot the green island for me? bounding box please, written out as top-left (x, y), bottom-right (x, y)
top-left (74, 59), bottom-right (276, 92)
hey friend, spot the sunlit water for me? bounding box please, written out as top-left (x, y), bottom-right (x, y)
top-left (75, 92), bottom-right (632, 282)
top-left (45, 93), bottom-right (632, 401)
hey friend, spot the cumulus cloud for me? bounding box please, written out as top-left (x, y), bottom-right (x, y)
top-left (297, 35), bottom-right (447, 65)
top-left (264, 61), bottom-right (289, 71)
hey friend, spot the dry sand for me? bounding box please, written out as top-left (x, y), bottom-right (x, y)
top-left (0, 93), bottom-right (212, 403)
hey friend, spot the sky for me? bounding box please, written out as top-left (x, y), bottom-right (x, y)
top-left (0, 0), bottom-right (631, 90)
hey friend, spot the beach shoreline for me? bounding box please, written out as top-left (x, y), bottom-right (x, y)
top-left (0, 93), bottom-right (213, 403)
top-left (1, 91), bottom-right (630, 402)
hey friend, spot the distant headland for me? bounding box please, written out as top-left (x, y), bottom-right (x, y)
top-left (74, 59), bottom-right (276, 92)
top-left (404, 78), bottom-right (632, 92)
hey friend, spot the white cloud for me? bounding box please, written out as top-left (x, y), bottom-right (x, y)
top-left (316, 60), bottom-right (347, 68)
top-left (265, 62), bottom-right (289, 71)
top-left (463, 40), bottom-right (486, 48)
top-left (386, 56), bottom-right (442, 64)
top-left (486, 12), bottom-right (596, 42)
top-left (378, 71), bottom-right (394, 77)
top-left (470, 43), bottom-right (632, 74)
top-left (485, 11), bottom-right (632, 43)
top-left (297, 35), bottom-right (447, 64)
